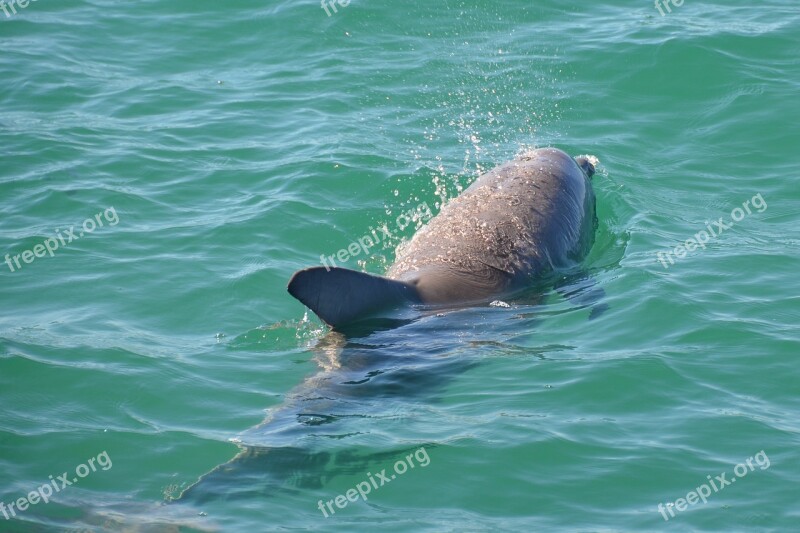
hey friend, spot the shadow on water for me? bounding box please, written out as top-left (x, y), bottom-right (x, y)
top-left (177, 318), bottom-right (481, 505)
top-left (176, 265), bottom-right (612, 508)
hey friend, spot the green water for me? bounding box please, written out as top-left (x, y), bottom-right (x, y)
top-left (1, 0), bottom-right (798, 531)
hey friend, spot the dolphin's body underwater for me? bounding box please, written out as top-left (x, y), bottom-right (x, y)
top-left (288, 147), bottom-right (600, 328)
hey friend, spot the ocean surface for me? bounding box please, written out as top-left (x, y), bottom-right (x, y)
top-left (1, 1), bottom-right (798, 531)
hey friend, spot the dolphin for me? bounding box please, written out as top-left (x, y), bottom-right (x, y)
top-left (288, 147), bottom-right (600, 328)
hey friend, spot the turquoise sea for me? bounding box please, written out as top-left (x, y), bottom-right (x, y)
top-left (1, 1), bottom-right (798, 531)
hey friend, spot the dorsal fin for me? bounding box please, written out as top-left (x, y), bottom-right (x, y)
top-left (287, 267), bottom-right (420, 328)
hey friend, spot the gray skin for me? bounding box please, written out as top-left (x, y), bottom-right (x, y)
top-left (386, 147), bottom-right (597, 303)
top-left (287, 147), bottom-right (597, 328)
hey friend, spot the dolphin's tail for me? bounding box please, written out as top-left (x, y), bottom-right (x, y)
top-left (287, 267), bottom-right (420, 328)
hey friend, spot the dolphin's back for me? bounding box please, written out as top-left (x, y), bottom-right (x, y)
top-left (287, 147), bottom-right (597, 327)
top-left (386, 148), bottom-right (596, 303)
